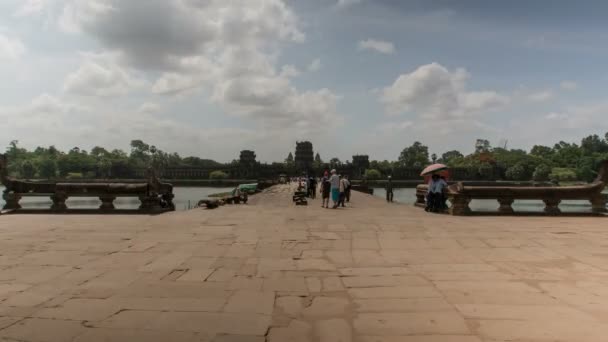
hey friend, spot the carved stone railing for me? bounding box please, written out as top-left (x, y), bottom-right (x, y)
top-left (2, 181), bottom-right (175, 213)
top-left (414, 161), bottom-right (608, 216)
top-left (415, 183), bottom-right (607, 216)
top-left (1, 153), bottom-right (174, 214)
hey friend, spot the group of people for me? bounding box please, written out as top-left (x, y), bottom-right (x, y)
top-left (322, 169), bottom-right (351, 208)
top-left (296, 170), bottom-right (447, 212)
top-left (297, 169), bottom-right (351, 209)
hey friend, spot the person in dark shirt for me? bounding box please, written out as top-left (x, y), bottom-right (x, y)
top-left (321, 172), bottom-right (331, 208)
top-left (386, 176), bottom-right (394, 202)
top-left (309, 176), bottom-right (317, 199)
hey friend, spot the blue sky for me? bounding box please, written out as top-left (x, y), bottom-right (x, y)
top-left (1, 0), bottom-right (607, 162)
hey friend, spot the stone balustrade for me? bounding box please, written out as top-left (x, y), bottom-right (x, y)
top-left (415, 183), bottom-right (607, 216)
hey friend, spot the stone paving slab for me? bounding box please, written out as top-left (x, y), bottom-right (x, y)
top-left (0, 184), bottom-right (607, 341)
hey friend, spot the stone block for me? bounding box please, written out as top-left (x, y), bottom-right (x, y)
top-left (224, 291), bottom-right (275, 315)
top-left (354, 312), bottom-right (469, 336)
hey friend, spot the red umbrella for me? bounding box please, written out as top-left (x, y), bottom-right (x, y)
top-left (420, 163), bottom-right (448, 176)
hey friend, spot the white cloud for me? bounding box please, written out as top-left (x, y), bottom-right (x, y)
top-left (137, 103), bottom-right (160, 114)
top-left (280, 65), bottom-right (301, 78)
top-left (308, 58), bottom-right (322, 72)
top-left (528, 90), bottom-right (554, 102)
top-left (358, 39), bottom-right (395, 54)
top-left (560, 81), bottom-right (578, 91)
top-left (13, 0), bottom-right (51, 17)
top-left (0, 34), bottom-right (26, 61)
top-left (55, 0), bottom-right (340, 135)
top-left (63, 53), bottom-right (146, 97)
top-left (381, 63), bottom-right (508, 119)
top-left (336, 0), bottom-right (363, 8)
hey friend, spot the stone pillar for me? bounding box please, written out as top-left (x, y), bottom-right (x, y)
top-left (449, 195), bottom-right (471, 215)
top-left (543, 198), bottom-right (561, 215)
top-left (51, 192), bottom-right (68, 211)
top-left (3, 192), bottom-right (22, 210)
top-left (139, 195), bottom-right (162, 212)
top-left (590, 194), bottom-right (608, 214)
top-left (497, 197), bottom-right (515, 214)
top-left (99, 195), bottom-right (116, 210)
top-left (415, 192), bottom-right (426, 207)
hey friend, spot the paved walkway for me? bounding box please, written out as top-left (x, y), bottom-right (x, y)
top-left (1, 185), bottom-right (608, 341)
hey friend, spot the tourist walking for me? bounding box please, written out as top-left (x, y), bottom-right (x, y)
top-left (386, 175), bottom-right (394, 202)
top-left (309, 176), bottom-right (317, 199)
top-left (426, 174), bottom-right (447, 212)
top-left (321, 172), bottom-right (331, 208)
top-left (338, 175), bottom-right (347, 207)
top-left (329, 169), bottom-right (341, 209)
top-left (344, 175), bottom-right (352, 203)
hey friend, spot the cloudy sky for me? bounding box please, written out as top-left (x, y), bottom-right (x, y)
top-left (1, 0), bottom-right (608, 162)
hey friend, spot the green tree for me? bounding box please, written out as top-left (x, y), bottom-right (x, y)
top-left (478, 163), bottom-right (495, 180)
top-left (475, 139), bottom-right (491, 153)
top-left (532, 164), bottom-right (551, 181)
top-left (38, 158), bottom-right (57, 179)
top-left (530, 145), bottom-right (553, 158)
top-left (364, 169), bottom-right (382, 180)
top-left (440, 150), bottom-right (464, 165)
top-left (549, 168), bottom-right (577, 182)
top-left (398, 142), bottom-right (429, 167)
top-left (581, 134), bottom-right (608, 155)
top-left (21, 160), bottom-right (36, 179)
top-left (209, 170), bottom-right (228, 180)
top-left (505, 163), bottom-right (526, 181)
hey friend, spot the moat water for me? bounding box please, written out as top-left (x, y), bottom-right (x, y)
top-left (0, 186), bottom-right (234, 211)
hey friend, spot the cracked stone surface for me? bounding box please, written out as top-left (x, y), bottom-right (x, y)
top-left (1, 184), bottom-right (608, 341)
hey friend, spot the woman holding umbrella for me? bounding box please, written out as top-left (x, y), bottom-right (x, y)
top-left (421, 164), bottom-right (448, 212)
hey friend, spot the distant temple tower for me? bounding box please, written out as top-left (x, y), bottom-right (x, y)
top-left (239, 150), bottom-right (257, 166)
top-left (352, 155), bottom-right (370, 178)
top-left (294, 141), bottom-right (314, 172)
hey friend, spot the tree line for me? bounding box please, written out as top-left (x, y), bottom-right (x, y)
top-left (2, 140), bottom-right (222, 180)
top-left (3, 132), bottom-right (608, 182)
top-left (375, 133), bottom-right (608, 182)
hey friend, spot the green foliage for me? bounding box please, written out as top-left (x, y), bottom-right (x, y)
top-left (532, 164), bottom-right (551, 181)
top-left (3, 133), bottom-right (608, 182)
top-left (38, 158), bottom-right (57, 179)
top-left (505, 163), bottom-right (526, 181)
top-left (475, 139), bottom-right (491, 153)
top-left (20, 160), bottom-right (36, 179)
top-left (530, 145), bottom-right (553, 159)
top-left (209, 170), bottom-right (229, 180)
top-left (66, 172), bottom-right (83, 179)
top-left (477, 163), bottom-right (495, 180)
top-left (549, 168), bottom-right (578, 182)
top-left (364, 169), bottom-right (382, 180)
top-left (399, 142), bottom-right (429, 167)
top-left (440, 150), bottom-right (464, 165)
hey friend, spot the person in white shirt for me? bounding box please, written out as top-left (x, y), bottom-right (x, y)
top-left (426, 174), bottom-right (447, 212)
